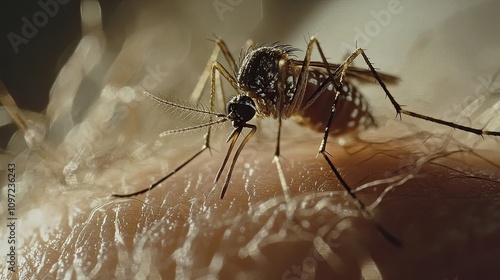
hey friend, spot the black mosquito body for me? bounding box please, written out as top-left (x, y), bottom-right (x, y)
top-left (113, 36), bottom-right (500, 247)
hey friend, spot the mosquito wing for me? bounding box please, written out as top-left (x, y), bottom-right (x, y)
top-left (294, 60), bottom-right (400, 84)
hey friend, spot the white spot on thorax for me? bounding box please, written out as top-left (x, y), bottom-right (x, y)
top-left (350, 108), bottom-right (359, 118)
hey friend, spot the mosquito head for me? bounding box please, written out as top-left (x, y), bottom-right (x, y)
top-left (237, 47), bottom-right (283, 100)
top-left (226, 94), bottom-right (256, 127)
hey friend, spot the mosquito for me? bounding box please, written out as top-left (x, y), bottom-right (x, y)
top-left (112, 36), bottom-right (500, 247)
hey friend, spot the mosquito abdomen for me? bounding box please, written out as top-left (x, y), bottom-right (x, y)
top-left (295, 70), bottom-right (376, 136)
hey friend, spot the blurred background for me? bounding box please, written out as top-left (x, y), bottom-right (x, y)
top-left (1, 0), bottom-right (499, 147)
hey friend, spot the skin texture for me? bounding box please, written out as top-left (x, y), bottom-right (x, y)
top-left (1, 121), bottom-right (499, 279)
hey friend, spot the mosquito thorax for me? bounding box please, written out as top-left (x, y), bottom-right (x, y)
top-left (226, 94), bottom-right (256, 127)
top-left (237, 45), bottom-right (298, 118)
top-left (237, 47), bottom-right (280, 98)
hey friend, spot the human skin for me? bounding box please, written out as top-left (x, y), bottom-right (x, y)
top-left (2, 124), bottom-right (500, 279)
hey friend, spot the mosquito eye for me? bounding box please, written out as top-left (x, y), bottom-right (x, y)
top-left (226, 95), bottom-right (256, 124)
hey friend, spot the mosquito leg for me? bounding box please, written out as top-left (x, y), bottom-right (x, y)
top-left (272, 90), bottom-right (291, 202)
top-left (275, 113), bottom-right (282, 157)
top-left (288, 39), bottom-right (375, 213)
top-left (112, 85), bottom-right (219, 198)
top-left (272, 35), bottom-right (310, 202)
top-left (341, 48), bottom-right (500, 137)
top-left (272, 116), bottom-right (292, 203)
top-left (213, 66), bottom-right (225, 109)
top-left (317, 84), bottom-right (363, 209)
top-left (294, 37), bottom-right (345, 112)
top-left (211, 36), bottom-right (239, 107)
top-left (112, 146), bottom-right (209, 198)
top-left (112, 59), bottom-right (238, 199)
top-left (289, 37), bottom-right (317, 111)
top-left (0, 80), bottom-right (28, 132)
top-left (190, 42), bottom-right (220, 104)
top-left (213, 35), bottom-right (238, 74)
top-left (274, 36), bottom-right (337, 202)
top-left (0, 80), bottom-right (58, 163)
top-left (200, 58), bottom-right (241, 155)
top-left (190, 36), bottom-right (239, 104)
top-left (295, 40), bottom-right (401, 245)
top-left (317, 79), bottom-right (403, 247)
top-left (272, 37), bottom-right (336, 203)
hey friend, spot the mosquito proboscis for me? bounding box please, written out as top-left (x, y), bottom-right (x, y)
top-left (112, 36), bottom-right (500, 247)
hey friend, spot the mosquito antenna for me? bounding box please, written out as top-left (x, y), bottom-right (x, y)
top-left (220, 124), bottom-right (257, 199)
top-left (159, 118), bottom-right (227, 137)
top-left (143, 91), bottom-right (225, 117)
top-left (111, 119), bottom-right (226, 198)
